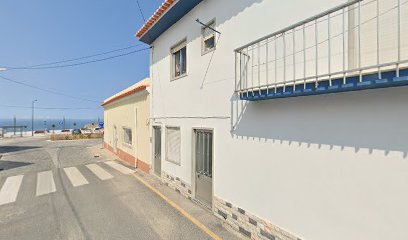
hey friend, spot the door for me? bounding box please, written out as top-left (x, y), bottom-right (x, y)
top-left (113, 126), bottom-right (118, 153)
top-left (194, 129), bottom-right (213, 207)
top-left (153, 126), bottom-right (162, 176)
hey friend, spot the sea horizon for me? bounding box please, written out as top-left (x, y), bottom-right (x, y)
top-left (0, 118), bottom-right (102, 131)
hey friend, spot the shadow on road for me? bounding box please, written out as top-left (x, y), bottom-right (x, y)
top-left (0, 160), bottom-right (32, 171)
top-left (0, 146), bottom-right (41, 154)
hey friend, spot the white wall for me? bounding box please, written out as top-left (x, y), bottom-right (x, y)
top-left (150, 0), bottom-right (408, 239)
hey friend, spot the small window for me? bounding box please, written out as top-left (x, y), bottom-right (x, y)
top-left (166, 127), bottom-right (181, 165)
top-left (171, 40), bottom-right (187, 79)
top-left (201, 20), bottom-right (216, 54)
top-left (123, 128), bottom-right (132, 145)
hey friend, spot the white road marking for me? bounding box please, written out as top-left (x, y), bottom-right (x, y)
top-left (0, 175), bottom-right (24, 205)
top-left (104, 161), bottom-right (135, 174)
top-left (36, 171), bottom-right (56, 196)
top-left (86, 164), bottom-right (113, 180)
top-left (63, 167), bottom-right (89, 187)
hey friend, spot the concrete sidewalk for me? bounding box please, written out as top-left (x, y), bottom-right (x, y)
top-left (92, 145), bottom-right (242, 240)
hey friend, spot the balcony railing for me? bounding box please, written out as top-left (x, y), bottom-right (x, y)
top-left (235, 0), bottom-right (408, 101)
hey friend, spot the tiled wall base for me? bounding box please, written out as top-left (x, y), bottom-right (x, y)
top-left (214, 197), bottom-right (301, 240)
top-left (161, 171), bottom-right (192, 199)
top-left (104, 142), bottom-right (150, 173)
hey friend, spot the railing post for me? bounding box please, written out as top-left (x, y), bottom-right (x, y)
top-left (343, 8), bottom-right (346, 84)
top-left (235, 51), bottom-right (237, 93)
top-left (293, 29), bottom-right (296, 91)
top-left (328, 13), bottom-right (332, 86)
top-left (266, 39), bottom-right (269, 94)
top-left (239, 51), bottom-right (243, 97)
top-left (303, 24), bottom-right (307, 89)
top-left (377, 0), bottom-right (382, 79)
top-left (251, 47), bottom-right (255, 95)
top-left (358, 1), bottom-right (362, 82)
top-left (397, 0), bottom-right (401, 77)
top-left (315, 19), bottom-right (319, 87)
top-left (246, 48), bottom-right (249, 98)
top-left (283, 33), bottom-right (287, 92)
top-left (257, 42), bottom-right (261, 95)
top-left (274, 36), bottom-right (278, 93)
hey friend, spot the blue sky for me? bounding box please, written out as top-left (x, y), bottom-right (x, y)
top-left (0, 0), bottom-right (162, 120)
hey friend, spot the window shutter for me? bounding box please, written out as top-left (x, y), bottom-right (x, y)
top-left (202, 22), bottom-right (215, 39)
top-left (166, 127), bottom-right (181, 164)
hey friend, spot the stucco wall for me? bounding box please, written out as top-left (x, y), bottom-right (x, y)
top-left (149, 0), bottom-right (408, 239)
top-left (104, 91), bottom-right (150, 168)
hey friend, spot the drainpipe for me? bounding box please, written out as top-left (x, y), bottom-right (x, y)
top-left (135, 107), bottom-right (138, 169)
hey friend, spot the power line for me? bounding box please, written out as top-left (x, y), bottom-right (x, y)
top-left (3, 47), bottom-right (150, 70)
top-left (0, 104), bottom-right (100, 110)
top-left (0, 75), bottom-right (102, 103)
top-left (12, 43), bottom-right (145, 69)
top-left (136, 0), bottom-right (146, 22)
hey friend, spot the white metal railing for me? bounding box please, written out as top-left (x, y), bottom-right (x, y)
top-left (235, 0), bottom-right (408, 95)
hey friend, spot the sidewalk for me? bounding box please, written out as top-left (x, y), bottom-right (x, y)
top-left (91, 145), bottom-right (243, 240)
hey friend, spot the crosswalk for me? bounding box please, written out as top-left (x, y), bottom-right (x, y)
top-left (36, 170), bottom-right (56, 196)
top-left (0, 161), bottom-right (135, 206)
top-left (64, 167), bottom-right (89, 187)
top-left (0, 175), bottom-right (23, 205)
top-left (86, 164), bottom-right (113, 180)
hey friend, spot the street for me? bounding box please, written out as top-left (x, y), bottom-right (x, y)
top-left (0, 137), bottom-right (238, 240)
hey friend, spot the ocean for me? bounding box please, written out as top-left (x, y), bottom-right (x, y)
top-left (0, 118), bottom-right (102, 131)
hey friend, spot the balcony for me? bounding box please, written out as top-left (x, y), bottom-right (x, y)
top-left (235, 0), bottom-right (408, 101)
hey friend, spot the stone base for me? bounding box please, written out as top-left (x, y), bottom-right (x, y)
top-left (213, 197), bottom-right (301, 240)
top-left (161, 171), bottom-right (192, 199)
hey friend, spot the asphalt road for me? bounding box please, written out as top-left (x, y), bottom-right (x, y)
top-left (0, 137), bottom-right (237, 240)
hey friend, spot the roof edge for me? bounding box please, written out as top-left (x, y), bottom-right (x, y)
top-left (101, 85), bottom-right (148, 107)
top-left (135, 0), bottom-right (178, 40)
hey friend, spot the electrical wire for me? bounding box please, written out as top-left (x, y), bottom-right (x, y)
top-left (136, 0), bottom-right (146, 22)
top-left (4, 47), bottom-right (150, 70)
top-left (11, 44), bottom-right (145, 69)
top-left (0, 75), bottom-right (102, 103)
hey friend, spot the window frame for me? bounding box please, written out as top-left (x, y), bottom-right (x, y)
top-left (170, 39), bottom-right (187, 80)
top-left (165, 126), bottom-right (181, 165)
top-left (201, 19), bottom-right (216, 55)
top-left (123, 127), bottom-right (133, 147)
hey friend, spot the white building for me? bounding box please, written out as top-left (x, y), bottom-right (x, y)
top-left (136, 0), bottom-right (408, 239)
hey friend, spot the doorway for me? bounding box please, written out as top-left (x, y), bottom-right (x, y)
top-left (194, 129), bottom-right (213, 207)
top-left (153, 126), bottom-right (162, 176)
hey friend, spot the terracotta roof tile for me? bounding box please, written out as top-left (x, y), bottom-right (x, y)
top-left (135, 0), bottom-right (177, 38)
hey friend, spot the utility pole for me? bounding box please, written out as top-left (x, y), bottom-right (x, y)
top-left (32, 100), bottom-right (37, 136)
top-left (63, 116), bottom-right (66, 130)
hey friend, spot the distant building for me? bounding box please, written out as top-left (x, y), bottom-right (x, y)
top-left (83, 123), bottom-right (98, 130)
top-left (102, 78), bottom-right (150, 173)
top-left (136, 0), bottom-right (408, 240)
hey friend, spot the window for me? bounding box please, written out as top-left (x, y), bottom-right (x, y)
top-left (171, 40), bottom-right (187, 79)
top-left (201, 20), bottom-right (216, 54)
top-left (166, 127), bottom-right (181, 165)
top-left (123, 128), bottom-right (132, 145)
top-left (195, 129), bottom-right (213, 178)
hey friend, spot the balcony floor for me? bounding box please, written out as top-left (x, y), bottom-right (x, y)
top-left (240, 68), bottom-right (408, 101)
